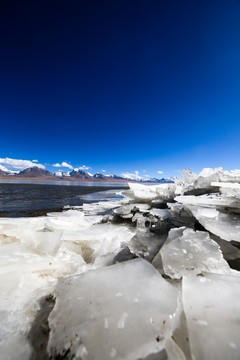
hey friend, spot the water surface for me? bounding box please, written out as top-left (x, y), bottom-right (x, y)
top-left (0, 181), bottom-right (128, 217)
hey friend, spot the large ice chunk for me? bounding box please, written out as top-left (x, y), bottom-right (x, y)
top-left (175, 193), bottom-right (240, 210)
top-left (211, 182), bottom-right (240, 200)
top-left (128, 183), bottom-right (160, 201)
top-left (48, 258), bottom-right (179, 360)
top-left (175, 168), bottom-right (223, 195)
top-left (46, 209), bottom-right (103, 229)
top-left (183, 273), bottom-right (240, 360)
top-left (62, 223), bottom-right (135, 262)
top-left (128, 183), bottom-right (176, 202)
top-left (160, 227), bottom-right (230, 279)
top-left (185, 205), bottom-right (240, 242)
top-left (19, 228), bottom-right (62, 255)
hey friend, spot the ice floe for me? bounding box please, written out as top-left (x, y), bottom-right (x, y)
top-left (183, 273), bottom-right (240, 360)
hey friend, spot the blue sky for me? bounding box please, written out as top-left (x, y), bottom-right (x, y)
top-left (0, 0), bottom-right (240, 179)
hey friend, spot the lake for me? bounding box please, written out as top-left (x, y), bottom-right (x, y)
top-left (0, 181), bottom-right (129, 217)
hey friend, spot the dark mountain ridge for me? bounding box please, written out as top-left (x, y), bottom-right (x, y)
top-left (17, 167), bottom-right (54, 178)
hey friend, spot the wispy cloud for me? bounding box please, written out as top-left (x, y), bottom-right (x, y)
top-left (121, 170), bottom-right (143, 180)
top-left (0, 164), bottom-right (19, 174)
top-left (0, 157), bottom-right (45, 169)
top-left (0, 164), bottom-right (9, 172)
top-left (101, 169), bottom-right (106, 173)
top-left (157, 170), bottom-right (164, 174)
top-left (32, 160), bottom-right (39, 163)
top-left (53, 162), bottom-right (73, 169)
top-left (77, 165), bottom-right (91, 170)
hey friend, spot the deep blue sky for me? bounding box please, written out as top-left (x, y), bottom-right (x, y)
top-left (1, 0), bottom-right (240, 178)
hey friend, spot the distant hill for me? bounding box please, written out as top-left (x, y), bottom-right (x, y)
top-left (17, 167), bottom-right (54, 177)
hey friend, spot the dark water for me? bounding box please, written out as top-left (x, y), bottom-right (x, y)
top-left (0, 181), bottom-right (128, 217)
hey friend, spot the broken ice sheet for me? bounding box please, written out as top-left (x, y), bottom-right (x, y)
top-left (114, 203), bottom-right (151, 216)
top-left (46, 209), bottom-right (104, 229)
top-left (211, 181), bottom-right (240, 199)
top-left (185, 205), bottom-right (240, 242)
top-left (175, 168), bottom-right (223, 195)
top-left (47, 258), bottom-right (179, 360)
top-left (160, 227), bottom-right (230, 279)
top-left (175, 193), bottom-right (240, 210)
top-left (62, 223), bottom-right (135, 262)
top-left (183, 273), bottom-right (240, 360)
top-left (127, 183), bottom-right (176, 202)
top-left (128, 227), bottom-right (169, 262)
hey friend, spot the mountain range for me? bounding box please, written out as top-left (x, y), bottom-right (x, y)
top-left (0, 166), bottom-right (173, 183)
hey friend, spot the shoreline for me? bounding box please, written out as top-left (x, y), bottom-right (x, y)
top-left (0, 176), bottom-right (169, 184)
top-left (0, 176), bottom-right (132, 182)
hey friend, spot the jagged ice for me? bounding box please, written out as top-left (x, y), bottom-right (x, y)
top-left (0, 167), bottom-right (240, 360)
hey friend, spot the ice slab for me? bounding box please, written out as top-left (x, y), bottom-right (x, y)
top-left (62, 223), bottom-right (135, 262)
top-left (128, 183), bottom-right (160, 201)
top-left (149, 208), bottom-right (174, 220)
top-left (160, 227), bottom-right (230, 279)
top-left (212, 182), bottom-right (240, 190)
top-left (128, 227), bottom-right (169, 262)
top-left (48, 258), bottom-right (179, 360)
top-left (185, 205), bottom-right (240, 242)
top-left (128, 183), bottom-right (176, 202)
top-left (46, 209), bottom-right (104, 228)
top-left (19, 228), bottom-right (62, 255)
top-left (113, 203), bottom-right (151, 216)
top-left (183, 273), bottom-right (240, 360)
top-left (81, 201), bottom-right (121, 216)
top-left (175, 168), bottom-right (223, 195)
top-left (175, 193), bottom-right (240, 210)
top-left (211, 182), bottom-right (240, 199)
top-left (0, 334), bottom-right (33, 360)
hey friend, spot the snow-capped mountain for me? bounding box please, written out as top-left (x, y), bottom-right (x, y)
top-left (0, 166), bottom-right (173, 183)
top-left (70, 170), bottom-right (93, 179)
top-left (54, 170), bottom-right (71, 177)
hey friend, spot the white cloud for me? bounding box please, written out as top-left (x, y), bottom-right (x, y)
top-left (0, 157), bottom-right (45, 170)
top-left (53, 162), bottom-right (73, 169)
top-left (79, 165), bottom-right (91, 170)
top-left (121, 170), bottom-right (143, 180)
top-left (0, 164), bottom-right (9, 172)
top-left (157, 171), bottom-right (164, 174)
top-left (32, 160), bottom-right (39, 163)
top-left (75, 165), bottom-right (91, 171)
top-left (62, 162), bottom-right (73, 169)
top-left (0, 164), bottom-right (19, 174)
top-left (52, 163), bottom-right (91, 171)
top-left (101, 170), bottom-right (106, 173)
